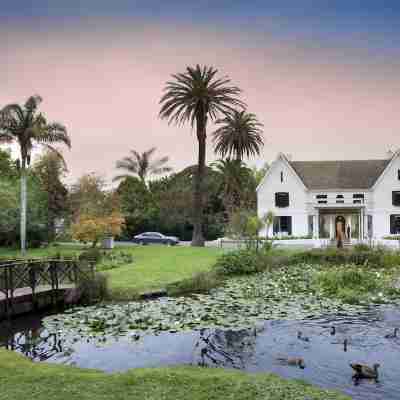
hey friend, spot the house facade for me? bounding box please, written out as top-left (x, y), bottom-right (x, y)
top-left (257, 152), bottom-right (400, 241)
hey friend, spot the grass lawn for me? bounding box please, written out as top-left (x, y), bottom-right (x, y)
top-left (0, 244), bottom-right (85, 259)
top-left (0, 350), bottom-right (349, 400)
top-left (0, 244), bottom-right (224, 299)
top-left (106, 245), bottom-right (223, 298)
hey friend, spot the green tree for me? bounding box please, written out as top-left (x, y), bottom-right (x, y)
top-left (0, 95), bottom-right (71, 254)
top-left (251, 162), bottom-right (269, 186)
top-left (159, 65), bottom-right (244, 246)
top-left (113, 147), bottom-right (172, 185)
top-left (212, 159), bottom-right (256, 218)
top-left (212, 110), bottom-right (264, 161)
top-left (33, 150), bottom-right (69, 241)
top-left (0, 148), bottom-right (18, 179)
top-left (261, 210), bottom-right (275, 239)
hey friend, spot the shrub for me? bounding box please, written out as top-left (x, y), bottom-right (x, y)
top-left (78, 272), bottom-right (110, 304)
top-left (353, 243), bottom-right (371, 252)
top-left (167, 271), bottom-right (221, 296)
top-left (97, 250), bottom-right (134, 271)
top-left (79, 248), bottom-right (103, 264)
top-left (314, 266), bottom-right (385, 304)
top-left (213, 249), bottom-right (265, 276)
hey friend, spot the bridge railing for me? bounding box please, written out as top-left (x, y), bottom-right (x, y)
top-left (0, 258), bottom-right (95, 319)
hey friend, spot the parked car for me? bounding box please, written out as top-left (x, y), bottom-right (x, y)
top-left (133, 232), bottom-right (179, 246)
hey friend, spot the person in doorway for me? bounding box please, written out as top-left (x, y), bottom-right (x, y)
top-left (347, 225), bottom-right (351, 239)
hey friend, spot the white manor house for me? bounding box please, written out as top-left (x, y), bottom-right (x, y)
top-left (257, 151), bottom-right (400, 243)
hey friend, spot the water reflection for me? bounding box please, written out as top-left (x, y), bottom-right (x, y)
top-left (194, 327), bottom-right (257, 369)
top-left (1, 306), bottom-right (400, 400)
top-left (0, 314), bottom-right (72, 362)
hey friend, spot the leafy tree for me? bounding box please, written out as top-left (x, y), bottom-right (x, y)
top-left (0, 175), bottom-right (48, 247)
top-left (70, 173), bottom-right (124, 247)
top-left (159, 65), bottom-right (244, 246)
top-left (251, 162), bottom-right (269, 186)
top-left (69, 173), bottom-right (108, 219)
top-left (212, 159), bottom-right (256, 219)
top-left (0, 148), bottom-right (18, 179)
top-left (113, 147), bottom-right (172, 185)
top-left (261, 210), bottom-right (275, 239)
top-left (213, 110), bottom-right (264, 161)
top-left (0, 95), bottom-right (71, 254)
top-left (71, 212), bottom-right (124, 248)
top-left (33, 150), bottom-right (68, 241)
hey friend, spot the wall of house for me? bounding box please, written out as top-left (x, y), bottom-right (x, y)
top-left (257, 156), bottom-right (308, 236)
top-left (371, 154), bottom-right (400, 238)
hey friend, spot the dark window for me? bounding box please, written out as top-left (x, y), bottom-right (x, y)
top-left (392, 191), bottom-right (400, 206)
top-left (390, 215), bottom-right (400, 234)
top-left (353, 194), bottom-right (364, 199)
top-left (353, 200), bottom-right (362, 204)
top-left (275, 192), bottom-right (289, 207)
top-left (318, 200), bottom-right (327, 204)
top-left (273, 216), bottom-right (292, 235)
top-left (336, 194), bottom-right (344, 198)
top-left (308, 215), bottom-right (314, 236)
top-left (316, 194), bottom-right (327, 199)
top-left (280, 171), bottom-right (283, 183)
top-left (336, 199), bottom-right (344, 204)
top-left (398, 170), bottom-right (400, 180)
top-left (368, 215), bottom-right (373, 238)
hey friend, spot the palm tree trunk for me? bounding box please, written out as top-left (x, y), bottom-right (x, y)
top-left (20, 157), bottom-right (27, 255)
top-left (192, 115), bottom-right (206, 247)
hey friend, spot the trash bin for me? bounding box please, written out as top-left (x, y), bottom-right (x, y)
top-left (102, 236), bottom-right (114, 249)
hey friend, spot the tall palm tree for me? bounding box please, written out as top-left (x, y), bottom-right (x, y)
top-left (159, 64), bottom-right (244, 246)
top-left (0, 95), bottom-right (71, 254)
top-left (213, 109), bottom-right (264, 161)
top-left (113, 147), bottom-right (172, 184)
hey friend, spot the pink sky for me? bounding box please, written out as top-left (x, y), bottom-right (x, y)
top-left (2, 21), bottom-right (400, 184)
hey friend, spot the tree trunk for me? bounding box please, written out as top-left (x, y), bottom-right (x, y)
top-left (191, 115), bottom-right (206, 247)
top-left (20, 158), bottom-right (27, 255)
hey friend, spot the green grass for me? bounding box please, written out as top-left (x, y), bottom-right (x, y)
top-left (0, 244), bottom-right (223, 299)
top-left (0, 350), bottom-right (349, 400)
top-left (106, 245), bottom-right (223, 298)
top-left (0, 244), bottom-right (85, 259)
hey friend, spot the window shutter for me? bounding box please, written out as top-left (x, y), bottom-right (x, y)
top-left (275, 192), bottom-right (289, 207)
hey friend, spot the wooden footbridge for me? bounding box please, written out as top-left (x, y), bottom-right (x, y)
top-left (0, 259), bottom-right (94, 320)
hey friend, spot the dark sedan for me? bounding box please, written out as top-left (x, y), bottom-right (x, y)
top-left (133, 232), bottom-right (179, 246)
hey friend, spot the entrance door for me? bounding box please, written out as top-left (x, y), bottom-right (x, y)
top-left (335, 216), bottom-right (346, 239)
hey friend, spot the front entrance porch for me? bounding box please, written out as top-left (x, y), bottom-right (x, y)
top-left (313, 208), bottom-right (367, 240)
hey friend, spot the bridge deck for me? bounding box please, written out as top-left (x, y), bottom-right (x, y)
top-left (0, 284), bottom-right (75, 302)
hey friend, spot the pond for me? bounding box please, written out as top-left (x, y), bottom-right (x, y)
top-left (1, 306), bottom-right (400, 400)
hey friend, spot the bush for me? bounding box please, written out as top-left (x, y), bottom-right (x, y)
top-left (353, 243), bottom-right (371, 252)
top-left (79, 248), bottom-right (103, 264)
top-left (167, 271), bottom-right (221, 296)
top-left (78, 272), bottom-right (110, 304)
top-left (289, 247), bottom-right (400, 269)
top-left (96, 250), bottom-right (134, 271)
top-left (213, 249), bottom-right (266, 276)
top-left (314, 266), bottom-right (384, 304)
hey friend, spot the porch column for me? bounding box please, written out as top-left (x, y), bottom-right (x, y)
top-left (329, 215), bottom-right (334, 239)
top-left (315, 209), bottom-right (319, 238)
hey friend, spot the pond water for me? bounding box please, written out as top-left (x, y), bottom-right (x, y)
top-left (1, 306), bottom-right (400, 400)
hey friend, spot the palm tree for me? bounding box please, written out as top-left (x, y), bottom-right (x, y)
top-left (212, 159), bottom-right (253, 218)
top-left (0, 95), bottom-right (71, 254)
top-left (113, 147), bottom-right (172, 184)
top-left (213, 109), bottom-right (264, 161)
top-left (159, 64), bottom-right (244, 246)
